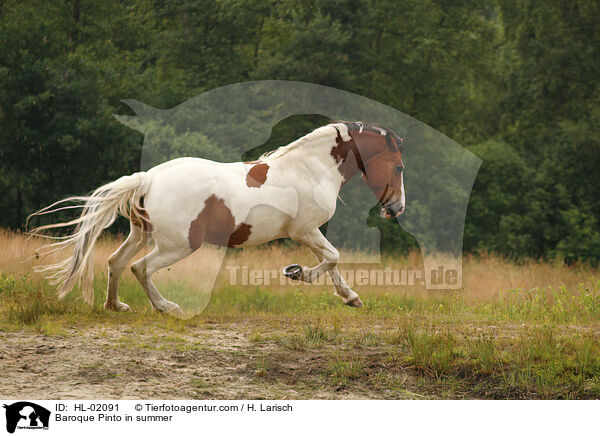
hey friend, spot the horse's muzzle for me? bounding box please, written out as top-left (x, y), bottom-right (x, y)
top-left (380, 200), bottom-right (404, 218)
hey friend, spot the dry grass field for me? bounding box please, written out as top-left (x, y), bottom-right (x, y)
top-left (1, 229), bottom-right (599, 399)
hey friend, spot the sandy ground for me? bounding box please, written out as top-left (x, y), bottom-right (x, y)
top-left (0, 323), bottom-right (416, 400)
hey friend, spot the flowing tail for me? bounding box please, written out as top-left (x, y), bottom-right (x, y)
top-left (28, 172), bottom-right (152, 304)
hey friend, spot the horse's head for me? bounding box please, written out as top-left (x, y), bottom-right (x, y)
top-left (337, 121), bottom-right (406, 218)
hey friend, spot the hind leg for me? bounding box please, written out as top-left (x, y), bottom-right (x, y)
top-left (130, 245), bottom-right (190, 314)
top-left (104, 223), bottom-right (147, 312)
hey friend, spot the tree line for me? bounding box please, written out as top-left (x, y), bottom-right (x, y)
top-left (0, 0), bottom-right (598, 264)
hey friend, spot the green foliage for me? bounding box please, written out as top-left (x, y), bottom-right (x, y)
top-left (0, 0), bottom-right (598, 263)
top-left (327, 354), bottom-right (365, 386)
top-left (0, 272), bottom-right (78, 326)
top-left (406, 326), bottom-right (459, 378)
top-left (465, 140), bottom-right (529, 256)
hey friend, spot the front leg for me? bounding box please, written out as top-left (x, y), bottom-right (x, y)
top-left (328, 268), bottom-right (362, 307)
top-left (284, 229), bottom-right (363, 307)
top-left (284, 229), bottom-right (337, 283)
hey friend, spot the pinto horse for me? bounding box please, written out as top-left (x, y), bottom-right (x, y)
top-left (31, 121), bottom-right (405, 313)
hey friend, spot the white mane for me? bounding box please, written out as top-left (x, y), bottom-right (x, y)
top-left (260, 123), bottom-right (351, 161)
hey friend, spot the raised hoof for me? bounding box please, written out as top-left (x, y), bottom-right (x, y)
top-left (103, 301), bottom-right (132, 312)
top-left (283, 264), bottom-right (303, 281)
top-left (345, 297), bottom-right (363, 308)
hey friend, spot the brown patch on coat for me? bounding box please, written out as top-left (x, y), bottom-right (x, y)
top-left (246, 163), bottom-right (269, 187)
top-left (188, 195), bottom-right (252, 250)
top-left (330, 127), bottom-right (368, 183)
top-left (130, 197), bottom-right (153, 232)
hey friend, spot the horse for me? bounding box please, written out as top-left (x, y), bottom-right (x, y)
top-left (30, 121), bottom-right (405, 313)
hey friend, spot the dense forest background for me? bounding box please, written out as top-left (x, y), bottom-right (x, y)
top-left (0, 0), bottom-right (598, 264)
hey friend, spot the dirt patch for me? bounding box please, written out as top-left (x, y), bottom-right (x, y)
top-left (0, 324), bottom-right (419, 399)
top-left (1, 319), bottom-right (597, 400)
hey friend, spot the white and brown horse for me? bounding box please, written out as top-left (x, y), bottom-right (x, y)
top-left (31, 121), bottom-right (405, 313)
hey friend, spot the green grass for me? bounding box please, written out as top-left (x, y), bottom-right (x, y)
top-left (1, 271), bottom-right (600, 398)
top-left (327, 354), bottom-right (365, 386)
top-left (276, 323), bottom-right (338, 350)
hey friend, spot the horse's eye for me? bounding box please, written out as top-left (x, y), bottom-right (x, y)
top-left (396, 165), bottom-right (404, 174)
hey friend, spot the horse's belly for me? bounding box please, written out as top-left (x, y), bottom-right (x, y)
top-left (233, 204), bottom-right (290, 247)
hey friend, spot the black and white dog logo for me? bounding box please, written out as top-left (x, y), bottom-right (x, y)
top-left (3, 402), bottom-right (50, 434)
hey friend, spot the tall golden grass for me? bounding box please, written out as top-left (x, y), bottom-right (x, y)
top-left (1, 228), bottom-right (597, 303)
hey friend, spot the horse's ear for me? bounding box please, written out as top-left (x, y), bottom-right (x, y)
top-left (119, 99), bottom-right (160, 117)
top-left (387, 135), bottom-right (405, 152)
top-left (113, 99), bottom-right (160, 133)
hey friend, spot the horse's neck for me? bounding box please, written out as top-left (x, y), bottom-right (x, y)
top-left (270, 132), bottom-right (348, 192)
